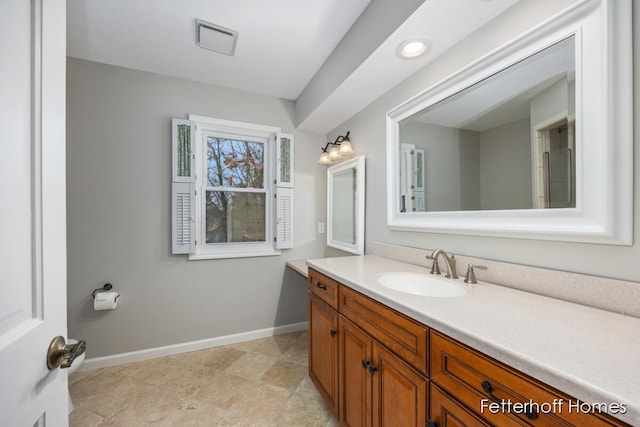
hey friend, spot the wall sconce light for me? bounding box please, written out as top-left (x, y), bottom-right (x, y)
top-left (318, 131), bottom-right (355, 165)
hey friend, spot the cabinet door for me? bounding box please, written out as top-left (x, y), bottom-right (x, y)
top-left (309, 293), bottom-right (339, 413)
top-left (430, 384), bottom-right (491, 427)
top-left (339, 316), bottom-right (372, 427)
top-left (371, 342), bottom-right (427, 427)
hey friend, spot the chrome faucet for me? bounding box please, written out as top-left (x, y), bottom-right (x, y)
top-left (464, 263), bottom-right (488, 284)
top-left (426, 249), bottom-right (458, 279)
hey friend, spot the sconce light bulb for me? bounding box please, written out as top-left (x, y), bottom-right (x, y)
top-left (318, 151), bottom-right (333, 165)
top-left (339, 140), bottom-right (355, 156)
top-left (328, 146), bottom-right (342, 160)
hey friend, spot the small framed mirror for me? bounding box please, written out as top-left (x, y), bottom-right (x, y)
top-left (327, 156), bottom-right (365, 255)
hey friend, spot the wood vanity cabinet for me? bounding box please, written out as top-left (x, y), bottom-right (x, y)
top-left (337, 274), bottom-right (429, 427)
top-left (339, 285), bottom-right (428, 375)
top-left (430, 331), bottom-right (630, 427)
top-left (339, 316), bottom-right (427, 427)
top-left (307, 268), bottom-right (631, 427)
top-left (308, 269), bottom-right (339, 414)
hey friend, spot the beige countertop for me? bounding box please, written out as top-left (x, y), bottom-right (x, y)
top-left (306, 255), bottom-right (640, 426)
top-left (286, 259), bottom-right (309, 278)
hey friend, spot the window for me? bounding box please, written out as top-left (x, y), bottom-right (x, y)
top-left (171, 116), bottom-right (293, 259)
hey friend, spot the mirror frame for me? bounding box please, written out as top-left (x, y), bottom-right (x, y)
top-left (386, 0), bottom-right (632, 245)
top-left (327, 156), bottom-right (365, 255)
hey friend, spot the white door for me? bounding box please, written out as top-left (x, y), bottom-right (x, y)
top-left (0, 0), bottom-right (68, 426)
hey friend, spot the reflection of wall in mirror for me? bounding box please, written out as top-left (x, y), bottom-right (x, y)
top-left (479, 118), bottom-right (532, 210)
top-left (399, 77), bottom-right (575, 212)
top-left (331, 169), bottom-right (356, 244)
top-left (402, 120), bottom-right (535, 211)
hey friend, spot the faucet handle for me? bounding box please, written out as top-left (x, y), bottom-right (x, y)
top-left (430, 259), bottom-right (441, 275)
top-left (464, 264), bottom-right (487, 284)
top-left (425, 254), bottom-right (440, 274)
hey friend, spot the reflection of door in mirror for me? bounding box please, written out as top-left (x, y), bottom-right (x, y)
top-left (399, 144), bottom-right (426, 212)
top-left (532, 116), bottom-right (575, 208)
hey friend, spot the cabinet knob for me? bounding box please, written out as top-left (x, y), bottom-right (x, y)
top-left (426, 420), bottom-right (438, 427)
top-left (368, 365), bottom-right (378, 376)
top-left (315, 282), bottom-right (327, 290)
top-left (330, 329), bottom-right (337, 337)
top-left (361, 359), bottom-right (370, 369)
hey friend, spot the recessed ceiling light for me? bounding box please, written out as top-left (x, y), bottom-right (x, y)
top-left (396, 38), bottom-right (433, 59)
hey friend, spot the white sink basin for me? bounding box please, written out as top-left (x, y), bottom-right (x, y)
top-left (377, 272), bottom-right (467, 297)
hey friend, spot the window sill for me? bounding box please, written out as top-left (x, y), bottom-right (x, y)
top-left (188, 247), bottom-right (282, 261)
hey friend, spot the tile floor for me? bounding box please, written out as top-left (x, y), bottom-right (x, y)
top-left (69, 331), bottom-right (339, 426)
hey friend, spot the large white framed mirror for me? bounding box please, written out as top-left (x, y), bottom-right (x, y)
top-left (386, 0), bottom-right (632, 244)
top-left (327, 156), bottom-right (365, 255)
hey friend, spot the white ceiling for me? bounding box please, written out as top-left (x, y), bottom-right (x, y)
top-left (67, 0), bottom-right (370, 100)
top-left (67, 0), bottom-right (521, 132)
top-left (296, 0), bottom-right (521, 132)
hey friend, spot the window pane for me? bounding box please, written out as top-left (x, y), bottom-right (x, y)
top-left (280, 136), bottom-right (291, 183)
top-left (177, 124), bottom-right (191, 177)
top-left (207, 137), bottom-right (264, 188)
top-left (205, 191), bottom-right (266, 243)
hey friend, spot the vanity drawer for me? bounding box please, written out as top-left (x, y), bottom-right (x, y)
top-left (339, 284), bottom-right (428, 374)
top-left (308, 268), bottom-right (339, 310)
top-left (430, 331), bottom-right (629, 427)
top-left (430, 383), bottom-right (491, 427)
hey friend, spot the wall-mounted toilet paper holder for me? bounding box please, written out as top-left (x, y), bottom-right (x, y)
top-left (92, 283), bottom-right (120, 301)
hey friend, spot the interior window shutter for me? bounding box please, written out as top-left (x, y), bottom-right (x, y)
top-left (171, 119), bottom-right (195, 254)
top-left (275, 187), bottom-right (293, 249)
top-left (413, 148), bottom-right (425, 191)
top-left (275, 133), bottom-right (294, 249)
top-left (412, 148), bottom-right (426, 212)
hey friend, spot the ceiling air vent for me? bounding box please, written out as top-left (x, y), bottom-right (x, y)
top-left (195, 19), bottom-right (238, 56)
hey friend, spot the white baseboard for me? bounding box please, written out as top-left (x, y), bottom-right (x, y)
top-left (80, 321), bottom-right (308, 372)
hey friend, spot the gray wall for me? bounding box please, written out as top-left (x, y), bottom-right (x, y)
top-left (66, 59), bottom-right (327, 358)
top-left (328, 0), bottom-right (640, 283)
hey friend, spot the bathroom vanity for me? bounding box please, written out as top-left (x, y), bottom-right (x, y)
top-left (306, 256), bottom-right (638, 427)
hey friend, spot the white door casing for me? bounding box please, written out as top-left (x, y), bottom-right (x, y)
top-left (0, 0), bottom-right (68, 425)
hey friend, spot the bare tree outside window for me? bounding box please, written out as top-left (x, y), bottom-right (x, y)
top-left (205, 137), bottom-right (266, 243)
